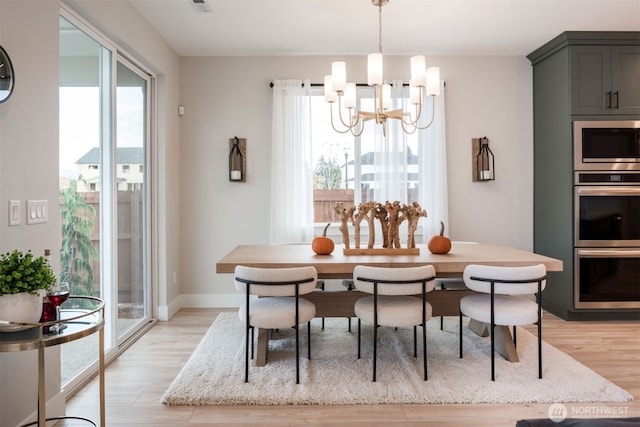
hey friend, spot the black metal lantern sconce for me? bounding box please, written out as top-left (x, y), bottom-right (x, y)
top-left (229, 136), bottom-right (246, 182)
top-left (472, 136), bottom-right (495, 182)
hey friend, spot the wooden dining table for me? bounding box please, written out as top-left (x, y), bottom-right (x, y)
top-left (216, 242), bottom-right (563, 366)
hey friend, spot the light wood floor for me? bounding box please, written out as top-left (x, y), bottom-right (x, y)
top-left (62, 308), bottom-right (639, 427)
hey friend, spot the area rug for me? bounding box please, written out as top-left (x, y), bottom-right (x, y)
top-left (162, 312), bottom-right (632, 406)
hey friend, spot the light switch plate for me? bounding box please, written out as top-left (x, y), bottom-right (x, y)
top-left (9, 200), bottom-right (20, 226)
top-left (26, 200), bottom-right (48, 225)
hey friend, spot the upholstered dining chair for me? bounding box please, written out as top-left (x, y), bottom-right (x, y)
top-left (352, 265), bottom-right (436, 382)
top-left (234, 265), bottom-right (318, 384)
top-left (459, 264), bottom-right (547, 381)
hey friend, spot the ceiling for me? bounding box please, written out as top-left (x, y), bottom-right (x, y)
top-left (127, 0), bottom-right (640, 57)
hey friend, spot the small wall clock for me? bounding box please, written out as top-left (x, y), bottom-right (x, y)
top-left (0, 45), bottom-right (15, 104)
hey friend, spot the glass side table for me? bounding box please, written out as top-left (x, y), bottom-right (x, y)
top-left (0, 296), bottom-right (105, 427)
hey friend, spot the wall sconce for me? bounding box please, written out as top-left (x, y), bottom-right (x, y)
top-left (472, 137), bottom-right (495, 182)
top-left (229, 136), bottom-right (246, 182)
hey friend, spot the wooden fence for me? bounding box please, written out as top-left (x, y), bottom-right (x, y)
top-left (62, 190), bottom-right (143, 304)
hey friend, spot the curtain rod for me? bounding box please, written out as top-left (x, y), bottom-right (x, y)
top-left (268, 81), bottom-right (446, 88)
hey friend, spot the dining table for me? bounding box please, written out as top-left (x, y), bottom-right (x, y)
top-left (216, 242), bottom-right (563, 366)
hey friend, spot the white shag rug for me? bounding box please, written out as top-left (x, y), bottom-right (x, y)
top-left (162, 312), bottom-right (632, 406)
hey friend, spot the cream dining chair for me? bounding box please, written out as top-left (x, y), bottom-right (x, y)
top-left (459, 264), bottom-right (547, 381)
top-left (352, 265), bottom-right (436, 382)
top-left (234, 265), bottom-right (318, 384)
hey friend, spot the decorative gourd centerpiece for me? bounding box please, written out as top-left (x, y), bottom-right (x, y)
top-left (312, 223), bottom-right (335, 255)
top-left (0, 250), bottom-right (56, 328)
top-left (428, 221), bottom-right (452, 254)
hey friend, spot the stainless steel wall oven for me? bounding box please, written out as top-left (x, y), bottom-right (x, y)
top-left (573, 121), bottom-right (640, 309)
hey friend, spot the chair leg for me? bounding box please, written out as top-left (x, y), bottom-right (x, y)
top-left (538, 320), bottom-right (542, 379)
top-left (245, 324), bottom-right (250, 383)
top-left (295, 323), bottom-right (300, 384)
top-left (513, 325), bottom-right (517, 347)
top-left (347, 317), bottom-right (351, 332)
top-left (357, 318), bottom-right (361, 359)
top-left (413, 325), bottom-right (417, 357)
top-left (423, 323), bottom-right (428, 381)
top-left (440, 316), bottom-right (443, 330)
top-left (459, 310), bottom-right (463, 359)
top-left (491, 323), bottom-right (495, 382)
top-left (307, 321), bottom-right (311, 360)
top-left (250, 326), bottom-right (254, 360)
top-left (372, 320), bottom-right (377, 382)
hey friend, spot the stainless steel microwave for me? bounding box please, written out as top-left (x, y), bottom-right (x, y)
top-left (574, 120), bottom-right (640, 171)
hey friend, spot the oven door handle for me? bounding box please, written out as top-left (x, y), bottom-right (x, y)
top-left (577, 249), bottom-right (640, 257)
top-left (576, 186), bottom-right (640, 196)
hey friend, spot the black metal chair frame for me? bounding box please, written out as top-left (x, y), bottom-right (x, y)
top-left (459, 275), bottom-right (546, 381)
top-left (235, 276), bottom-right (315, 384)
top-left (355, 274), bottom-right (436, 382)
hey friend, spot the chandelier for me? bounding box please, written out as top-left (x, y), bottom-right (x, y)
top-left (323, 0), bottom-right (440, 137)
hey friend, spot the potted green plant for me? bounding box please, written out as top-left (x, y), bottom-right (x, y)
top-left (0, 250), bottom-right (56, 325)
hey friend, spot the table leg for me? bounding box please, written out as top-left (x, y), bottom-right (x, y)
top-left (38, 347), bottom-right (45, 427)
top-left (99, 327), bottom-right (105, 426)
top-left (255, 328), bottom-right (269, 367)
top-left (467, 319), bottom-right (519, 363)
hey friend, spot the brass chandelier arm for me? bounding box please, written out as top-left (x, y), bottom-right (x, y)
top-left (329, 102), bottom-right (367, 137)
top-left (337, 95), bottom-right (361, 129)
top-left (399, 97), bottom-right (436, 134)
top-left (414, 96), bottom-right (437, 130)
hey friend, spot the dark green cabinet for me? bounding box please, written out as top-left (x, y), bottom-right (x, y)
top-left (528, 32), bottom-right (639, 320)
top-left (571, 45), bottom-right (640, 115)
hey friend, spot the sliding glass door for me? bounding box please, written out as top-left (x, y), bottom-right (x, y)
top-left (116, 58), bottom-right (151, 338)
top-left (59, 10), bottom-right (153, 390)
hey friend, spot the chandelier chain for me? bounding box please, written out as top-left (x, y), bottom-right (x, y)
top-left (378, 2), bottom-right (383, 54)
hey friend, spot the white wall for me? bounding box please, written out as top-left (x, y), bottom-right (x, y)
top-left (179, 55), bottom-right (533, 308)
top-left (0, 0), bottom-right (182, 424)
top-left (0, 2), bottom-right (63, 425)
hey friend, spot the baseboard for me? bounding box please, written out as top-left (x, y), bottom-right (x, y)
top-left (180, 293), bottom-right (242, 308)
top-left (158, 294), bottom-right (242, 319)
top-left (157, 295), bottom-right (184, 321)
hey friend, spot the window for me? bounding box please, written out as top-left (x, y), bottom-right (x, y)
top-left (311, 86), bottom-right (422, 224)
top-left (270, 79), bottom-right (446, 244)
top-left (89, 164), bottom-right (98, 170)
top-left (122, 164), bottom-right (130, 174)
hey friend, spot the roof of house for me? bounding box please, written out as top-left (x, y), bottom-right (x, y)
top-left (76, 147), bottom-right (144, 164)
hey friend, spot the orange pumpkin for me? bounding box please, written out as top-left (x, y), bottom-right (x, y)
top-left (312, 223), bottom-right (335, 255)
top-left (428, 221), bottom-right (452, 254)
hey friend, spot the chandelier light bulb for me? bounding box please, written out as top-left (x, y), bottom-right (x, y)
top-left (409, 84), bottom-right (420, 105)
top-left (382, 84), bottom-right (391, 110)
top-left (331, 61), bottom-right (347, 93)
top-left (344, 83), bottom-right (357, 109)
top-left (324, 75), bottom-right (337, 103)
top-left (410, 55), bottom-right (426, 87)
top-left (426, 67), bottom-right (440, 96)
top-left (367, 53), bottom-right (383, 86)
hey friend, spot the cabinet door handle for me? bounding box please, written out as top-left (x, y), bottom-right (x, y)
top-left (613, 91), bottom-right (619, 109)
top-left (606, 91), bottom-right (612, 109)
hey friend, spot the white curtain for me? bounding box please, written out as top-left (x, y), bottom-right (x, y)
top-left (370, 79), bottom-right (448, 238)
top-left (373, 80), bottom-right (410, 204)
top-left (418, 80), bottom-right (448, 238)
top-left (270, 79), bottom-right (314, 243)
